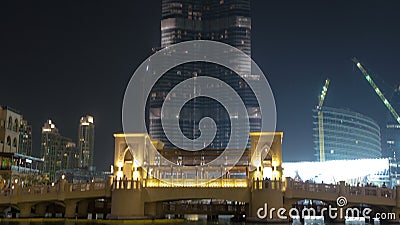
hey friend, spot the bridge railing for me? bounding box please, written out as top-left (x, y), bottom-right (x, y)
top-left (282, 179), bottom-right (396, 199)
top-left (348, 185), bottom-right (395, 199)
top-left (111, 178), bottom-right (249, 189)
top-left (251, 179), bottom-right (333, 192)
top-left (252, 178), bottom-right (396, 200)
top-left (69, 182), bottom-right (106, 192)
top-left (286, 180), bottom-right (338, 193)
top-left (10, 184), bottom-right (59, 197)
top-left (0, 180), bottom-right (111, 198)
top-left (252, 178), bottom-right (285, 190)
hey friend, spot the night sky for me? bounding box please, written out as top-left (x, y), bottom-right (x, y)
top-left (1, 1), bottom-right (400, 171)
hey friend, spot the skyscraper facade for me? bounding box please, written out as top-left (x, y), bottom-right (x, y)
top-left (161, 0), bottom-right (251, 55)
top-left (18, 119), bottom-right (32, 156)
top-left (313, 107), bottom-right (382, 161)
top-left (382, 90), bottom-right (400, 185)
top-left (41, 119), bottom-right (78, 182)
top-left (147, 0), bottom-right (259, 151)
top-left (384, 123), bottom-right (400, 185)
top-left (0, 106), bottom-right (22, 154)
top-left (0, 106), bottom-right (43, 184)
top-left (0, 106), bottom-right (33, 156)
top-left (78, 115), bottom-right (95, 168)
top-left (41, 119), bottom-right (60, 181)
top-left (61, 140), bottom-right (79, 171)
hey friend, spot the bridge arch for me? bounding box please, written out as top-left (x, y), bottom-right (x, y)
top-left (32, 201), bottom-right (65, 217)
top-left (2, 205), bottom-right (19, 218)
top-left (144, 187), bottom-right (250, 203)
top-left (122, 147), bottom-right (133, 179)
top-left (111, 186), bottom-right (250, 218)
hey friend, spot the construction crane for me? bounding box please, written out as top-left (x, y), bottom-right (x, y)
top-left (352, 57), bottom-right (400, 125)
top-left (317, 79), bottom-right (330, 162)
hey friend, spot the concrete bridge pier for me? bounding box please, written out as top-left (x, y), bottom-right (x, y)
top-left (249, 182), bottom-right (284, 219)
top-left (33, 203), bottom-right (47, 217)
top-left (338, 181), bottom-right (346, 195)
top-left (111, 189), bottom-right (144, 218)
top-left (393, 186), bottom-right (400, 219)
top-left (17, 203), bottom-right (33, 218)
top-left (76, 200), bottom-right (89, 218)
top-left (282, 198), bottom-right (298, 212)
top-left (64, 200), bottom-right (78, 218)
top-left (144, 202), bottom-right (163, 218)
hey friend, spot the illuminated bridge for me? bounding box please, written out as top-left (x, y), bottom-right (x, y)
top-left (0, 176), bottom-right (397, 220)
top-left (0, 132), bottom-right (399, 221)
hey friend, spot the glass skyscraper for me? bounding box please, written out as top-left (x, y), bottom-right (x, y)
top-left (18, 119), bottom-right (32, 156)
top-left (41, 119), bottom-right (77, 182)
top-left (147, 0), bottom-right (260, 151)
top-left (313, 107), bottom-right (382, 161)
top-left (78, 115), bottom-right (95, 168)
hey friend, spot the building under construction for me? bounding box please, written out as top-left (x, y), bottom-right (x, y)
top-left (312, 58), bottom-right (400, 186)
top-left (313, 106), bottom-right (382, 161)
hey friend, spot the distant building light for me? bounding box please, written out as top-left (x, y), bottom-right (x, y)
top-left (87, 116), bottom-right (94, 123)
